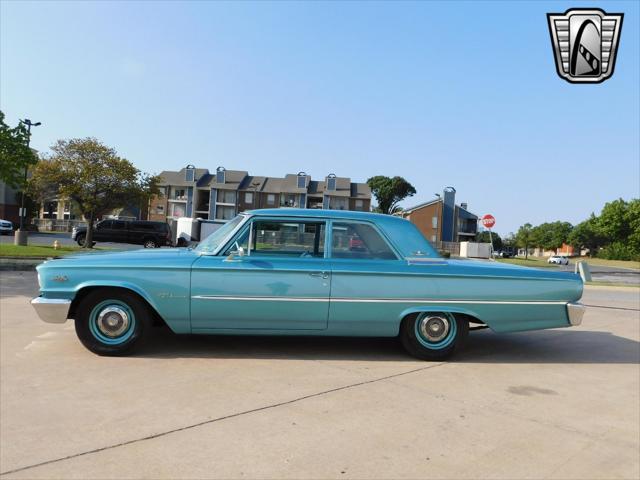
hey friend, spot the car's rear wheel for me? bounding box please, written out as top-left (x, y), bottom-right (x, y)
top-left (74, 289), bottom-right (149, 356)
top-left (76, 234), bottom-right (86, 246)
top-left (143, 238), bottom-right (158, 248)
top-left (400, 312), bottom-right (468, 360)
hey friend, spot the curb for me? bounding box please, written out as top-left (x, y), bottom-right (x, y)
top-left (0, 259), bottom-right (44, 271)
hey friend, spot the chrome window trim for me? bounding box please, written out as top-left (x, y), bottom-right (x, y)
top-left (220, 216), bottom-right (329, 259)
top-left (202, 213), bottom-right (251, 256)
top-left (328, 219), bottom-right (402, 261)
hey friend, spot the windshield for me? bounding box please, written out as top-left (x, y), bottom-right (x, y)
top-left (195, 215), bottom-right (246, 254)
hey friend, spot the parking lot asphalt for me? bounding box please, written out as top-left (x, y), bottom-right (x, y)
top-left (1, 272), bottom-right (639, 479)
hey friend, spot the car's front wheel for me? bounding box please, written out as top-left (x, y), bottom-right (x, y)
top-left (400, 312), bottom-right (468, 360)
top-left (76, 234), bottom-right (86, 246)
top-left (74, 289), bottom-right (148, 356)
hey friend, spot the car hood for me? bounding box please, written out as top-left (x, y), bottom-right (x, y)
top-left (38, 247), bottom-right (199, 269)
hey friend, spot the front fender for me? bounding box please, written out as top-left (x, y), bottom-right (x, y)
top-left (73, 280), bottom-right (162, 315)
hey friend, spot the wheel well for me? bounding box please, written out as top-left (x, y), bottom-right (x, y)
top-left (400, 311), bottom-right (482, 330)
top-left (68, 286), bottom-right (167, 327)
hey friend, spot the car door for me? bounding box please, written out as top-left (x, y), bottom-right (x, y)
top-left (327, 220), bottom-right (408, 336)
top-left (110, 220), bottom-right (128, 243)
top-left (93, 220), bottom-right (111, 241)
top-left (191, 218), bottom-right (330, 331)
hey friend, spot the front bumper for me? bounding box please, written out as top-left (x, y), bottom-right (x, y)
top-left (31, 297), bottom-right (71, 324)
top-left (566, 302), bottom-right (586, 326)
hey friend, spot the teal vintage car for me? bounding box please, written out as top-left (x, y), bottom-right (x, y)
top-left (31, 209), bottom-right (585, 359)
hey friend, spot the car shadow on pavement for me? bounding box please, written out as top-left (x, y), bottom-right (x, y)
top-left (135, 327), bottom-right (640, 364)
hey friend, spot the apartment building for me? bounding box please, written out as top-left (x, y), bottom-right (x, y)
top-left (399, 187), bottom-right (478, 244)
top-left (148, 166), bottom-right (372, 224)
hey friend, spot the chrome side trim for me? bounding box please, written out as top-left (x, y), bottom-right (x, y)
top-left (192, 295), bottom-right (567, 305)
top-left (31, 297), bottom-right (71, 324)
top-left (193, 295), bottom-right (329, 302)
top-left (566, 302), bottom-right (586, 326)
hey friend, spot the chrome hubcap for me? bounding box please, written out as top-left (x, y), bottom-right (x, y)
top-left (96, 306), bottom-right (130, 337)
top-left (419, 315), bottom-right (450, 342)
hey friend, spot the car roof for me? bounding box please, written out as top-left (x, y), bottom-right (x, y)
top-left (246, 208), bottom-right (391, 221)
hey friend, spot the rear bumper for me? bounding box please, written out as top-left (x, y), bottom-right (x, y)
top-left (566, 302), bottom-right (586, 326)
top-left (31, 297), bottom-right (71, 324)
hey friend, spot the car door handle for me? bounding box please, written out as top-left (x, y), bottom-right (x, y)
top-left (309, 271), bottom-right (329, 279)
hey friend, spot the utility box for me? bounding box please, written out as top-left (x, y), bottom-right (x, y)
top-left (460, 242), bottom-right (492, 259)
top-left (176, 218), bottom-right (200, 244)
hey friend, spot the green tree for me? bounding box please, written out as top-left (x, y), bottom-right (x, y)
top-left (476, 230), bottom-right (503, 251)
top-left (597, 198), bottom-right (630, 243)
top-left (29, 138), bottom-right (160, 248)
top-left (568, 215), bottom-right (603, 257)
top-left (531, 221), bottom-right (573, 251)
top-left (0, 111), bottom-right (38, 188)
top-left (366, 176), bottom-right (416, 214)
top-left (515, 223), bottom-right (533, 259)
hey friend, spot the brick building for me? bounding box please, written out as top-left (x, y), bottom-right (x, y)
top-left (399, 187), bottom-right (478, 244)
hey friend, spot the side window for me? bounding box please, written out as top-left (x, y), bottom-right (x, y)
top-left (112, 221), bottom-right (127, 230)
top-left (97, 220), bottom-right (112, 230)
top-left (331, 222), bottom-right (397, 260)
top-left (226, 220), bottom-right (325, 258)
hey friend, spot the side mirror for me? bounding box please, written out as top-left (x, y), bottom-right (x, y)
top-left (225, 244), bottom-right (245, 262)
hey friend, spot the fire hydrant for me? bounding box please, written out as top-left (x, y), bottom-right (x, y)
top-left (53, 240), bottom-right (60, 250)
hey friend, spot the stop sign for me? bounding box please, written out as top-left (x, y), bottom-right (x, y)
top-left (481, 214), bottom-right (496, 229)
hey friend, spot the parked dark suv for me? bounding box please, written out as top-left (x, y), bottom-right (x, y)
top-left (72, 220), bottom-right (172, 248)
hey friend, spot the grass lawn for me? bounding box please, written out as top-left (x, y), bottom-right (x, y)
top-left (572, 257), bottom-right (640, 270)
top-left (497, 256), bottom-right (639, 271)
top-left (0, 244), bottom-right (105, 258)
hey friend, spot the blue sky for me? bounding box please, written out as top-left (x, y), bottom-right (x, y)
top-left (1, 0), bottom-right (638, 235)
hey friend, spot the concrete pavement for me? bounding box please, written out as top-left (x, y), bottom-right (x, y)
top-left (0, 272), bottom-right (638, 479)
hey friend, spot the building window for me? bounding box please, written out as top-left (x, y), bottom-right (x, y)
top-left (172, 188), bottom-right (186, 200)
top-left (431, 235), bottom-right (437, 242)
top-left (215, 205), bottom-right (236, 220)
top-left (432, 216), bottom-right (438, 228)
top-left (327, 174), bottom-right (337, 191)
top-left (185, 167), bottom-right (195, 182)
top-left (329, 197), bottom-right (347, 210)
top-left (280, 193), bottom-right (296, 207)
top-left (244, 192), bottom-right (253, 204)
top-left (170, 203), bottom-right (186, 218)
top-left (267, 194), bottom-right (276, 206)
top-left (297, 172), bottom-right (307, 189)
top-left (355, 199), bottom-right (364, 210)
top-left (216, 190), bottom-right (235, 204)
top-left (216, 166), bottom-right (226, 184)
top-left (331, 222), bottom-right (397, 260)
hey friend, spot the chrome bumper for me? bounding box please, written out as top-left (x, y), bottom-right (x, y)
top-left (566, 302), bottom-right (586, 326)
top-left (31, 297), bottom-right (71, 324)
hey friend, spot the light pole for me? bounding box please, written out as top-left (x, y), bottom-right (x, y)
top-left (434, 193), bottom-right (441, 246)
top-left (15, 118), bottom-right (41, 246)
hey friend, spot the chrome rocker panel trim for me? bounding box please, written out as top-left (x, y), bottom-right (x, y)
top-left (31, 297), bottom-right (71, 324)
